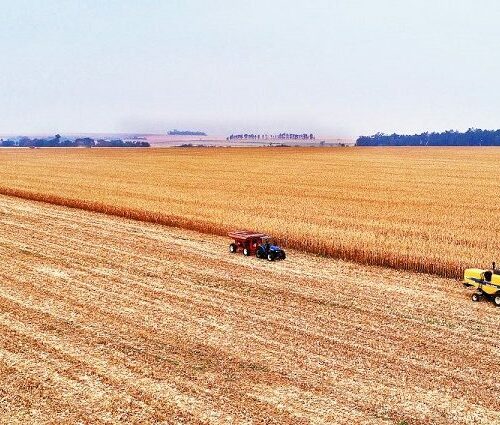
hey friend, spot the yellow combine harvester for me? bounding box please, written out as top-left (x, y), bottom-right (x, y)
top-left (463, 262), bottom-right (500, 306)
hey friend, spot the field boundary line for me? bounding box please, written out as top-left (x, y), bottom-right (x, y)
top-left (0, 186), bottom-right (230, 235)
top-left (0, 186), bottom-right (462, 279)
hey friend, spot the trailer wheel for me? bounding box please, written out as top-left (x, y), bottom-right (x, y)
top-left (267, 253), bottom-right (275, 261)
top-left (493, 295), bottom-right (500, 307)
top-left (243, 248), bottom-right (250, 256)
top-left (471, 293), bottom-right (481, 302)
top-left (229, 243), bottom-right (237, 253)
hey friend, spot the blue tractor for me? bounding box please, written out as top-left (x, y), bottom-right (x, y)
top-left (255, 236), bottom-right (286, 261)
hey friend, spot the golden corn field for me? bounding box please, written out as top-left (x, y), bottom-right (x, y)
top-left (1, 194), bottom-right (500, 424)
top-left (0, 147), bottom-right (499, 278)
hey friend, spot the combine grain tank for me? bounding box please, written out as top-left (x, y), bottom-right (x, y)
top-left (463, 262), bottom-right (500, 306)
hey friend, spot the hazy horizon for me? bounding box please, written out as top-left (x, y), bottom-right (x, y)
top-left (1, 0), bottom-right (499, 137)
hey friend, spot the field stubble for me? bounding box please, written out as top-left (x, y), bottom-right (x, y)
top-left (0, 195), bottom-right (499, 424)
top-left (0, 147), bottom-right (498, 278)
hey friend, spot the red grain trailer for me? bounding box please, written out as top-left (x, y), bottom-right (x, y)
top-left (228, 231), bottom-right (269, 256)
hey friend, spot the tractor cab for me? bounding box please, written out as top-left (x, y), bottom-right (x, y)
top-left (261, 236), bottom-right (272, 251)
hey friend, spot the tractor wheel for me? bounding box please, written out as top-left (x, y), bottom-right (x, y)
top-left (229, 243), bottom-right (237, 253)
top-left (471, 293), bottom-right (481, 302)
top-left (267, 253), bottom-right (275, 262)
top-left (493, 295), bottom-right (500, 307)
top-left (243, 248), bottom-right (250, 256)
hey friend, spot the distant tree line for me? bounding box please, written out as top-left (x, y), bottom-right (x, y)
top-left (227, 133), bottom-right (315, 141)
top-left (168, 129), bottom-right (207, 136)
top-left (94, 139), bottom-right (150, 147)
top-left (356, 128), bottom-right (500, 146)
top-left (0, 134), bottom-right (150, 148)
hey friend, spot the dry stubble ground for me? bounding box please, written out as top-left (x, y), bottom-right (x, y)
top-left (0, 195), bottom-right (499, 424)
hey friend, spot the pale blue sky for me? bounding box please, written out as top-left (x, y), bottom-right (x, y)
top-left (0, 0), bottom-right (499, 137)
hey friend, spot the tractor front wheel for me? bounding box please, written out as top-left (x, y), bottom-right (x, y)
top-left (229, 243), bottom-right (237, 253)
top-left (267, 253), bottom-right (275, 262)
top-left (243, 248), bottom-right (250, 256)
top-left (471, 293), bottom-right (482, 302)
top-left (493, 295), bottom-right (500, 307)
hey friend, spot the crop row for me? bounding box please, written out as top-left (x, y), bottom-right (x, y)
top-left (0, 147), bottom-right (498, 278)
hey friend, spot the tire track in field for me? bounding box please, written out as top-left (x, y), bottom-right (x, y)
top-left (0, 220), bottom-right (496, 402)
top-left (0, 198), bottom-right (496, 420)
top-left (3, 216), bottom-right (497, 376)
top-left (2, 212), bottom-right (496, 388)
top-left (0, 195), bottom-right (499, 424)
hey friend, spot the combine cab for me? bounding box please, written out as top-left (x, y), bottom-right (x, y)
top-left (463, 262), bottom-right (500, 306)
top-left (228, 231), bottom-right (286, 261)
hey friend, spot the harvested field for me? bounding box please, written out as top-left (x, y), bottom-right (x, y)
top-left (0, 147), bottom-right (498, 278)
top-left (0, 195), bottom-right (499, 424)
